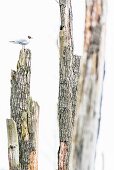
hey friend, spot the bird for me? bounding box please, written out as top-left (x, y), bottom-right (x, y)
top-left (9, 36), bottom-right (32, 49)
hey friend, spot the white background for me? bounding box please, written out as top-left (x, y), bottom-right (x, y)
top-left (0, 0), bottom-right (113, 170)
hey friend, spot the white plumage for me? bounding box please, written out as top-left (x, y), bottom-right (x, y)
top-left (9, 36), bottom-right (32, 48)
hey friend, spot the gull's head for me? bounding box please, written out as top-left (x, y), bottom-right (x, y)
top-left (28, 35), bottom-right (33, 39)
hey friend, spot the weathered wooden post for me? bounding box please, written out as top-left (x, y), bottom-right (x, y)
top-left (6, 119), bottom-right (20, 170)
top-left (70, 0), bottom-right (106, 170)
top-left (7, 49), bottom-right (39, 170)
top-left (57, 0), bottom-right (80, 169)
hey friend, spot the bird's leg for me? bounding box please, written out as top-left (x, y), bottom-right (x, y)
top-left (24, 45), bottom-right (25, 51)
top-left (22, 45), bottom-right (25, 51)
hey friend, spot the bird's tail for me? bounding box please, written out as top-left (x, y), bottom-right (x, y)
top-left (9, 41), bottom-right (16, 43)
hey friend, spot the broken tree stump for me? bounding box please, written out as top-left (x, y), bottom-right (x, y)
top-left (8, 49), bottom-right (39, 170)
top-left (6, 119), bottom-right (20, 170)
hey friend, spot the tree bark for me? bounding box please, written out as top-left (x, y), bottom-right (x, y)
top-left (58, 0), bottom-right (80, 169)
top-left (10, 49), bottom-right (39, 170)
top-left (70, 0), bottom-right (106, 170)
top-left (6, 119), bottom-right (20, 170)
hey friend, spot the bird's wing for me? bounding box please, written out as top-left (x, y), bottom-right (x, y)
top-left (16, 39), bottom-right (27, 44)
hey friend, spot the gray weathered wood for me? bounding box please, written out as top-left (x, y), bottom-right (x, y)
top-left (6, 119), bottom-right (20, 170)
top-left (58, 0), bottom-right (80, 169)
top-left (70, 0), bottom-right (106, 170)
top-left (10, 49), bottom-right (39, 170)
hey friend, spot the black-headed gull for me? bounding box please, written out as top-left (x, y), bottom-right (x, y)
top-left (9, 36), bottom-right (32, 49)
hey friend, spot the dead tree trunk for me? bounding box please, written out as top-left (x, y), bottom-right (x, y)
top-left (8, 49), bottom-right (39, 170)
top-left (70, 0), bottom-right (106, 170)
top-left (6, 119), bottom-right (20, 170)
top-left (58, 0), bottom-right (80, 169)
